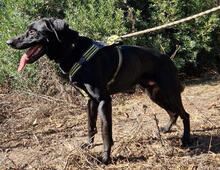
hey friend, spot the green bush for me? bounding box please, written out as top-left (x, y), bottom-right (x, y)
top-left (0, 0), bottom-right (36, 88)
top-left (124, 0), bottom-right (220, 69)
top-left (20, 0), bottom-right (67, 19)
top-left (65, 0), bottom-right (129, 41)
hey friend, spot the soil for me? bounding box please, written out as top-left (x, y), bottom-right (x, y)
top-left (0, 79), bottom-right (220, 169)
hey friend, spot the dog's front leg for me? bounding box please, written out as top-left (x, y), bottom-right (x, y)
top-left (83, 83), bottom-right (113, 164)
top-left (81, 99), bottom-right (98, 149)
top-left (98, 98), bottom-right (113, 164)
top-left (87, 99), bottom-right (98, 145)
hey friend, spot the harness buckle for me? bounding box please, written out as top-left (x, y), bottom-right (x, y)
top-left (78, 57), bottom-right (86, 65)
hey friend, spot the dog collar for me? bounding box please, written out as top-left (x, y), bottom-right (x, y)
top-left (69, 42), bottom-right (103, 80)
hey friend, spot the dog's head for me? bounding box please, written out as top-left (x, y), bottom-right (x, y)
top-left (7, 18), bottom-right (77, 72)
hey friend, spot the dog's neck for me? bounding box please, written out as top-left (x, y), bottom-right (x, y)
top-left (74, 36), bottom-right (94, 57)
top-left (46, 32), bottom-right (94, 75)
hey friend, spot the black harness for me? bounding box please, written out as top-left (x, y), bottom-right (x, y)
top-left (68, 42), bottom-right (123, 87)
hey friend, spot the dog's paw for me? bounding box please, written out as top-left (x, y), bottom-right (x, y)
top-left (181, 138), bottom-right (191, 148)
top-left (160, 127), bottom-right (170, 133)
top-left (98, 152), bottom-right (111, 165)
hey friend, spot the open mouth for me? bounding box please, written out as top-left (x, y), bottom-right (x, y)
top-left (18, 45), bottom-right (45, 72)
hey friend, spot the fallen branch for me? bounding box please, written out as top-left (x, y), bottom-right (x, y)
top-left (153, 114), bottom-right (165, 148)
top-left (170, 45), bottom-right (181, 59)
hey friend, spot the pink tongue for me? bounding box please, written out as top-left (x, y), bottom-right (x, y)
top-left (18, 46), bottom-right (40, 72)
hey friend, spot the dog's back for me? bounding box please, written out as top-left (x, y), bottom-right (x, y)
top-left (105, 45), bottom-right (183, 94)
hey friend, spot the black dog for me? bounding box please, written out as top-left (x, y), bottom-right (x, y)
top-left (7, 18), bottom-right (190, 164)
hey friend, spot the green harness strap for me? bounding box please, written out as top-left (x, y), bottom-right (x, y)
top-left (107, 46), bottom-right (122, 88)
top-left (69, 43), bottom-right (100, 80)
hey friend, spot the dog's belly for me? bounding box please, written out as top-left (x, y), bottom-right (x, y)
top-left (108, 83), bottom-right (136, 94)
top-left (107, 66), bottom-right (141, 94)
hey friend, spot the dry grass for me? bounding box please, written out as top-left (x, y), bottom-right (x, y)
top-left (0, 78), bottom-right (220, 169)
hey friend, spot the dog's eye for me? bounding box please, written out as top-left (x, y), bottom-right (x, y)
top-left (28, 30), bottom-right (36, 35)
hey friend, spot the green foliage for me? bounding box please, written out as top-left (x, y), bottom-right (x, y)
top-left (65, 0), bottom-right (128, 41)
top-left (126, 0), bottom-right (220, 69)
top-left (0, 0), bottom-right (37, 88)
top-left (20, 0), bottom-right (67, 19)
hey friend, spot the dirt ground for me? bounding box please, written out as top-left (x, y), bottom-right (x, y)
top-left (0, 78), bottom-right (220, 169)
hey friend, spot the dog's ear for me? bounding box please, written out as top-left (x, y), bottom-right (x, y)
top-left (51, 18), bottom-right (69, 32)
top-left (44, 18), bottom-right (70, 42)
top-left (52, 19), bottom-right (79, 39)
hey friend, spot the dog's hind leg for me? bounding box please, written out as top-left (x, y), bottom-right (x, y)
top-left (142, 83), bottom-right (178, 133)
top-left (160, 111), bottom-right (178, 133)
top-left (156, 91), bottom-right (190, 146)
top-left (141, 82), bottom-right (190, 146)
top-left (177, 103), bottom-right (190, 147)
top-left (164, 92), bottom-right (190, 146)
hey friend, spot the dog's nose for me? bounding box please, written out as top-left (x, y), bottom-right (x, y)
top-left (6, 39), bottom-right (13, 46)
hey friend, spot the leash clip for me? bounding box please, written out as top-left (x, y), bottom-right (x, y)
top-left (107, 35), bottom-right (122, 45)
